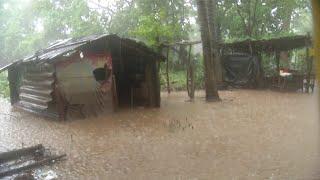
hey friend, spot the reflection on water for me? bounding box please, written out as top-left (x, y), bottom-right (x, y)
top-left (0, 90), bottom-right (319, 179)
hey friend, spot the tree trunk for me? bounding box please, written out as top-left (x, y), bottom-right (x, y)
top-left (207, 0), bottom-right (223, 84)
top-left (196, 0), bottom-right (220, 101)
top-left (280, 7), bottom-right (293, 69)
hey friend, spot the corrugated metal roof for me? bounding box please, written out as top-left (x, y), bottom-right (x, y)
top-left (29, 34), bottom-right (165, 62)
top-left (0, 34), bottom-right (165, 72)
top-left (0, 61), bottom-right (20, 73)
top-left (23, 34), bottom-right (107, 63)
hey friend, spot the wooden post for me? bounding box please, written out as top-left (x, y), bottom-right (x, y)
top-left (275, 51), bottom-right (280, 75)
top-left (256, 53), bottom-right (264, 88)
top-left (8, 66), bottom-right (19, 105)
top-left (146, 63), bottom-right (154, 106)
top-left (154, 61), bottom-right (161, 107)
top-left (187, 45), bottom-right (195, 100)
top-left (275, 51), bottom-right (281, 89)
top-left (166, 47), bottom-right (171, 94)
top-left (305, 33), bottom-right (312, 93)
top-left (112, 75), bottom-right (119, 111)
top-left (53, 66), bottom-right (67, 121)
top-left (249, 42), bottom-right (253, 55)
top-left (306, 47), bottom-right (311, 93)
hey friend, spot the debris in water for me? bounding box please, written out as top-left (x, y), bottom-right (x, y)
top-left (0, 144), bottom-right (66, 178)
top-left (37, 170), bottom-right (58, 180)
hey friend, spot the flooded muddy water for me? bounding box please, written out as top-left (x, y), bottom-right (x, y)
top-left (0, 90), bottom-right (319, 179)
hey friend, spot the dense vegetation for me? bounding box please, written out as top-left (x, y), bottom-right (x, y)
top-left (0, 0), bottom-right (313, 97)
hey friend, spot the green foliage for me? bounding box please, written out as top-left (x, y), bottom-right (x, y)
top-left (120, 0), bottom-right (192, 49)
top-left (160, 54), bottom-right (205, 91)
top-left (160, 70), bottom-right (186, 91)
top-left (261, 54), bottom-right (277, 76)
top-left (0, 72), bottom-right (9, 98)
top-left (291, 49), bottom-right (309, 73)
top-left (217, 0), bottom-right (311, 40)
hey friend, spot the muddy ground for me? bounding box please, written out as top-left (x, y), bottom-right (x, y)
top-left (0, 90), bottom-right (319, 179)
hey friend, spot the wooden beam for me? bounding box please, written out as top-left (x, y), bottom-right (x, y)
top-left (162, 40), bottom-right (202, 47)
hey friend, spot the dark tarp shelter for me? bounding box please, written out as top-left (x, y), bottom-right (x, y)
top-left (220, 35), bottom-right (313, 90)
top-left (222, 54), bottom-right (261, 87)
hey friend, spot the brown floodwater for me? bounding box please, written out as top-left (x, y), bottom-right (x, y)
top-left (0, 90), bottom-right (319, 179)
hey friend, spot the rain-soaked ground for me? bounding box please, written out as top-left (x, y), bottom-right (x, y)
top-left (0, 90), bottom-right (319, 179)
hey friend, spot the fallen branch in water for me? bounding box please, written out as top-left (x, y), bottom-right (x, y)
top-left (0, 154), bottom-right (66, 178)
top-left (0, 144), bottom-right (44, 163)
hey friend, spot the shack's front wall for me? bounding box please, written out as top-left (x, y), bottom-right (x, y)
top-left (55, 52), bottom-right (113, 109)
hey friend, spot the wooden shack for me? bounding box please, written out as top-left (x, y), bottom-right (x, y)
top-left (0, 34), bottom-right (164, 120)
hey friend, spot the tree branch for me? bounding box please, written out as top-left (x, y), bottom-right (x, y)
top-left (88, 0), bottom-right (115, 14)
top-left (235, 2), bottom-right (249, 36)
top-left (251, 0), bottom-right (259, 36)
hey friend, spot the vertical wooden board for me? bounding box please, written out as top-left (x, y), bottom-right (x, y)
top-left (8, 66), bottom-right (20, 105)
top-left (145, 63), bottom-right (154, 107)
top-left (153, 62), bottom-right (161, 107)
top-left (145, 62), bottom-right (161, 107)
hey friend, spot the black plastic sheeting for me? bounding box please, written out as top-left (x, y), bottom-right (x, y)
top-left (222, 54), bottom-right (261, 87)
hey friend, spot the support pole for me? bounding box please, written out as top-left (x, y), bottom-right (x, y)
top-left (166, 48), bottom-right (171, 94)
top-left (306, 47), bottom-right (311, 93)
top-left (275, 51), bottom-right (281, 89)
top-left (187, 45), bottom-right (195, 100)
top-left (305, 32), bottom-right (312, 93)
